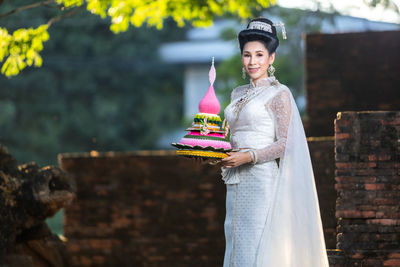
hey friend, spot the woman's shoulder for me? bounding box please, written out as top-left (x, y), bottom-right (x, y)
top-left (263, 81), bottom-right (293, 108)
top-left (274, 81), bottom-right (291, 93)
top-left (271, 81), bottom-right (292, 98)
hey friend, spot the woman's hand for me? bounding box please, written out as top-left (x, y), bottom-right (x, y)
top-left (221, 151), bottom-right (252, 168)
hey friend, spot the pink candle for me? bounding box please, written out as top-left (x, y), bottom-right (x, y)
top-left (198, 57), bottom-right (220, 114)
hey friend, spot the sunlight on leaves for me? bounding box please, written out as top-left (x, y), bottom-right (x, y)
top-left (1, 0), bottom-right (274, 76)
top-left (57, 0), bottom-right (273, 32)
top-left (0, 25), bottom-right (49, 77)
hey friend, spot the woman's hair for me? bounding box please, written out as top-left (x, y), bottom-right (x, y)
top-left (240, 37), bottom-right (273, 55)
top-left (238, 17), bottom-right (279, 55)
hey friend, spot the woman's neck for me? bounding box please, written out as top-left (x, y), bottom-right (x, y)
top-left (251, 76), bottom-right (272, 87)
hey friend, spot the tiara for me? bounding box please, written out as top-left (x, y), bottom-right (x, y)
top-left (247, 20), bottom-right (287, 40)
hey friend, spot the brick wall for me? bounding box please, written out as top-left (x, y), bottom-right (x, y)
top-left (60, 151), bottom-right (226, 267)
top-left (308, 137), bottom-right (336, 249)
top-left (305, 31), bottom-right (400, 137)
top-left (60, 144), bottom-right (335, 267)
top-left (332, 111), bottom-right (400, 266)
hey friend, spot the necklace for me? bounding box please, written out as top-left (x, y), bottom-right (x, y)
top-left (233, 84), bottom-right (254, 115)
top-left (233, 78), bottom-right (279, 116)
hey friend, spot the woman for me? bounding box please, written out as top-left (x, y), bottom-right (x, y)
top-left (220, 18), bottom-right (329, 267)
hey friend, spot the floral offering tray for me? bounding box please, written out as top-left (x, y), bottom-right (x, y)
top-left (171, 143), bottom-right (231, 152)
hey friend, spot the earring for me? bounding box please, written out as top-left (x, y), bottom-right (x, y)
top-left (268, 64), bottom-right (275, 77)
top-left (242, 67), bottom-right (246, 79)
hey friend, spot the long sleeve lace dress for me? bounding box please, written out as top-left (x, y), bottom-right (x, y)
top-left (221, 76), bottom-right (329, 267)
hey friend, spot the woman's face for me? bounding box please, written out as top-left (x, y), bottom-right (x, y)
top-left (242, 41), bottom-right (275, 85)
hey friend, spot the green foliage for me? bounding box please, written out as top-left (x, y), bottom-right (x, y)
top-left (1, 0), bottom-right (275, 77)
top-left (0, 25), bottom-right (49, 77)
top-left (56, 0), bottom-right (274, 31)
top-left (0, 7), bottom-right (186, 166)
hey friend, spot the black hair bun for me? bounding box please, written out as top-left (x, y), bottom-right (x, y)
top-left (238, 17), bottom-right (279, 54)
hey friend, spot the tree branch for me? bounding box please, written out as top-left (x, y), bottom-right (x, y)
top-left (0, 0), bottom-right (56, 19)
top-left (47, 5), bottom-right (84, 28)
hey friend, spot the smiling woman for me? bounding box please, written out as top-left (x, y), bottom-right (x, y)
top-left (220, 17), bottom-right (329, 267)
top-left (241, 41), bottom-right (275, 86)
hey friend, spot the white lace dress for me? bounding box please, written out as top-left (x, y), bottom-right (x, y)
top-left (221, 76), bottom-right (292, 267)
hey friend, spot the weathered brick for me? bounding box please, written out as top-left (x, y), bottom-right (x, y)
top-left (351, 252), bottom-right (364, 259)
top-left (79, 256), bottom-right (92, 266)
top-left (369, 155), bottom-right (377, 161)
top-left (335, 176), bottom-right (377, 184)
top-left (363, 259), bottom-right (383, 266)
top-left (93, 256), bottom-right (105, 265)
top-left (335, 183), bottom-right (362, 190)
top-left (358, 205), bottom-right (378, 211)
top-left (379, 155), bottom-right (392, 161)
top-left (374, 198), bottom-right (399, 205)
top-left (365, 184), bottom-right (388, 190)
top-left (389, 253), bottom-right (400, 259)
top-left (336, 133), bottom-right (351, 140)
top-left (367, 219), bottom-right (400, 226)
top-left (383, 259), bottom-right (400, 266)
top-left (334, 109), bottom-right (400, 264)
top-left (378, 226), bottom-right (400, 233)
top-left (336, 210), bottom-right (375, 219)
top-left (60, 148), bottom-right (337, 266)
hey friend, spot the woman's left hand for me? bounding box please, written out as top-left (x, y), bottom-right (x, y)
top-left (221, 151), bottom-right (252, 168)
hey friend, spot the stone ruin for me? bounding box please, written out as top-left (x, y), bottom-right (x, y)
top-left (0, 145), bottom-right (75, 267)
